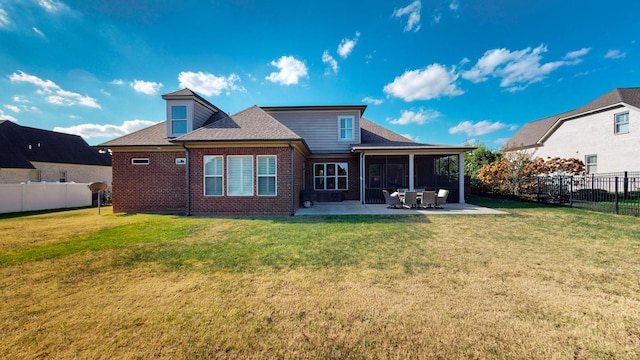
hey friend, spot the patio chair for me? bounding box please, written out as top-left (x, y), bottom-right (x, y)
top-left (435, 189), bottom-right (449, 208)
top-left (420, 191), bottom-right (436, 208)
top-left (382, 190), bottom-right (402, 209)
top-left (402, 191), bottom-right (418, 209)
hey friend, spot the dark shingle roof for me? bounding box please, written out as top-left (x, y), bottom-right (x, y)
top-left (98, 122), bottom-right (173, 147)
top-left (0, 120), bottom-right (112, 169)
top-left (505, 87), bottom-right (640, 150)
top-left (361, 118), bottom-right (415, 145)
top-left (175, 106), bottom-right (303, 142)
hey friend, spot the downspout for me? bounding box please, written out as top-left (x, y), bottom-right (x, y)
top-left (181, 143), bottom-right (191, 216)
top-left (289, 142), bottom-right (295, 216)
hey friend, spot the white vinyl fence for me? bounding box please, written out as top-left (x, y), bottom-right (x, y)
top-left (0, 182), bottom-right (92, 214)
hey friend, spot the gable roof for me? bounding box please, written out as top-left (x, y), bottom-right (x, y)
top-left (505, 87), bottom-right (640, 150)
top-left (174, 106), bottom-right (304, 142)
top-left (0, 120), bottom-right (112, 169)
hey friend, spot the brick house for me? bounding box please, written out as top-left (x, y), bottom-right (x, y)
top-left (0, 120), bottom-right (112, 188)
top-left (99, 89), bottom-right (473, 215)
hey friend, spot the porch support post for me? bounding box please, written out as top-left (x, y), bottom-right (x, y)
top-left (459, 153), bottom-right (465, 204)
top-left (409, 154), bottom-right (415, 191)
top-left (360, 152), bottom-right (365, 204)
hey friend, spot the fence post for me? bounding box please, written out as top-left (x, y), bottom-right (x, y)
top-left (615, 176), bottom-right (619, 215)
top-left (624, 171), bottom-right (628, 200)
top-left (569, 176), bottom-right (573, 207)
top-left (537, 177), bottom-right (540, 203)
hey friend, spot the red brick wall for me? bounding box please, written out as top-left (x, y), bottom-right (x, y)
top-left (189, 146), bottom-right (295, 216)
top-left (112, 151), bottom-right (186, 213)
top-left (305, 155), bottom-right (360, 201)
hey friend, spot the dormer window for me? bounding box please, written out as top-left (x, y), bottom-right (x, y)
top-left (339, 116), bottom-right (354, 140)
top-left (171, 105), bottom-right (188, 135)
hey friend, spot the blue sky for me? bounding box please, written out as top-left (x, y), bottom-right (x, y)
top-left (1, 0), bottom-right (638, 148)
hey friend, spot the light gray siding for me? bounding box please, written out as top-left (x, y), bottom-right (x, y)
top-left (268, 110), bottom-right (361, 153)
top-left (193, 101), bottom-right (215, 129)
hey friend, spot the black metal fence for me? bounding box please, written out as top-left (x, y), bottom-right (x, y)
top-left (483, 172), bottom-right (640, 217)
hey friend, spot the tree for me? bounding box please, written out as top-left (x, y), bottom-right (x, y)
top-left (464, 143), bottom-right (502, 180)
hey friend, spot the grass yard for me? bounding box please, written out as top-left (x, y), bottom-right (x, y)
top-left (1, 200), bottom-right (640, 359)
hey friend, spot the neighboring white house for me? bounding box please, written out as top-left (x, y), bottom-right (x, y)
top-left (504, 88), bottom-right (640, 174)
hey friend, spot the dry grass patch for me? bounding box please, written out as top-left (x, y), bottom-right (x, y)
top-left (1, 202), bottom-right (640, 358)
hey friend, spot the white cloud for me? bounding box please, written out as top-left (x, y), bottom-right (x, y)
top-left (393, 0), bottom-right (422, 32)
top-left (401, 133), bottom-right (422, 142)
top-left (605, 49), bottom-right (626, 59)
top-left (383, 63), bottom-right (463, 101)
top-left (449, 0), bottom-right (460, 10)
top-left (37, 0), bottom-right (69, 13)
top-left (8, 70), bottom-right (101, 109)
top-left (448, 120), bottom-right (507, 136)
top-left (4, 104), bottom-right (20, 113)
top-left (362, 96), bottom-right (383, 105)
top-left (322, 51), bottom-right (338, 74)
top-left (12, 96), bottom-right (28, 103)
top-left (131, 79), bottom-right (163, 96)
top-left (110, 79), bottom-right (124, 85)
top-left (265, 56), bottom-right (308, 86)
top-left (387, 108), bottom-right (441, 125)
top-left (337, 32), bottom-right (360, 58)
top-left (461, 45), bottom-right (584, 91)
top-left (54, 119), bottom-right (158, 139)
top-left (0, 109), bottom-right (18, 122)
top-left (494, 137), bottom-right (511, 145)
top-left (178, 71), bottom-right (245, 96)
top-left (0, 8), bottom-right (10, 28)
top-left (564, 47), bottom-right (590, 59)
top-left (33, 27), bottom-right (45, 37)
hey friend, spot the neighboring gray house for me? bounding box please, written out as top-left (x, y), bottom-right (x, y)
top-left (504, 88), bottom-right (640, 174)
top-left (0, 120), bottom-right (112, 187)
top-left (100, 88), bottom-right (474, 215)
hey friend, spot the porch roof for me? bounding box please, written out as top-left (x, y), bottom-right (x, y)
top-left (352, 144), bottom-right (475, 155)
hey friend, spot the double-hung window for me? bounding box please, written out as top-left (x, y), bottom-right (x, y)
top-left (59, 170), bottom-right (67, 183)
top-left (228, 156), bottom-right (253, 196)
top-left (204, 156), bottom-right (223, 196)
top-left (171, 105), bottom-right (188, 135)
top-left (615, 112), bottom-right (629, 134)
top-left (257, 156), bottom-right (277, 196)
top-left (314, 163), bottom-right (348, 190)
top-left (585, 154), bottom-right (597, 174)
top-left (338, 116), bottom-right (354, 140)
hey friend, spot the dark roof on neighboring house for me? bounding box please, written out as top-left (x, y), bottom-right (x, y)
top-left (0, 120), bottom-right (112, 169)
top-left (505, 87), bottom-right (640, 150)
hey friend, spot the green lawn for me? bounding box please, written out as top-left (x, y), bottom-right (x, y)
top-left (1, 200), bottom-right (640, 358)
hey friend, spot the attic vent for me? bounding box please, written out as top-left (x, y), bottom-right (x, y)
top-left (131, 158), bottom-right (149, 165)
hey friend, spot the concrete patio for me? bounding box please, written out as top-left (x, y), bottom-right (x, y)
top-left (295, 201), bottom-right (508, 216)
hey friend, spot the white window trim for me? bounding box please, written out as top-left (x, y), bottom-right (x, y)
top-left (614, 111), bottom-right (629, 134)
top-left (257, 155), bottom-right (277, 196)
top-left (313, 162), bottom-right (349, 191)
top-left (585, 154), bottom-right (597, 174)
top-left (131, 158), bottom-right (149, 165)
top-left (204, 156), bottom-right (224, 197)
top-left (338, 115), bottom-right (354, 141)
top-left (175, 158), bottom-right (186, 165)
top-left (167, 101), bottom-right (192, 137)
top-left (227, 155), bottom-right (254, 196)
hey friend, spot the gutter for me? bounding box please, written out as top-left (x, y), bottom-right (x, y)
top-left (181, 143), bottom-right (191, 216)
top-left (289, 141), bottom-right (295, 216)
